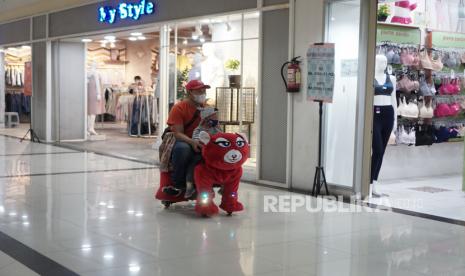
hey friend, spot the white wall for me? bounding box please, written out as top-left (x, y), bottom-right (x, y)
top-left (290, 0), bottom-right (325, 191)
top-left (126, 39), bottom-right (157, 85)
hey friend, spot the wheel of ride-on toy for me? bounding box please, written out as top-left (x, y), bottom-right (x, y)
top-left (162, 201), bottom-right (172, 209)
top-left (227, 212), bottom-right (233, 216)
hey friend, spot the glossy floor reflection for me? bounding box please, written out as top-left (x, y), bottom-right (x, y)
top-left (0, 136), bottom-right (464, 275)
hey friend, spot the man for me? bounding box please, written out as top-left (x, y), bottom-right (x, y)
top-left (129, 76), bottom-right (145, 94)
top-left (163, 80), bottom-right (210, 196)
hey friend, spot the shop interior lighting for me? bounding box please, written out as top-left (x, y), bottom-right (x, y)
top-left (137, 36), bottom-right (146, 40)
top-left (81, 38), bottom-right (92, 43)
top-left (130, 32), bottom-right (142, 36)
top-left (192, 24), bottom-right (203, 40)
top-left (0, 48), bottom-right (4, 53)
top-left (199, 37), bottom-right (206, 43)
top-left (201, 19), bottom-right (211, 24)
top-left (183, 39), bottom-right (188, 45)
top-left (110, 42), bottom-right (116, 48)
top-left (129, 37), bottom-right (137, 41)
top-left (104, 35), bottom-right (116, 42)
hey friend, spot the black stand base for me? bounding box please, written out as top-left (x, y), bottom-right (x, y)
top-left (312, 166), bottom-right (329, 196)
top-left (311, 100), bottom-right (330, 197)
top-left (20, 129), bottom-right (41, 143)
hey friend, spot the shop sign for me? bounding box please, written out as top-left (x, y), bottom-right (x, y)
top-left (307, 43), bottom-right (335, 103)
top-left (98, 0), bottom-right (155, 24)
top-left (432, 31), bottom-right (465, 48)
top-left (376, 24), bottom-right (421, 45)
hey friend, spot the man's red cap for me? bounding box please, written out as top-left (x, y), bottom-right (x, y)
top-left (185, 80), bottom-right (211, 90)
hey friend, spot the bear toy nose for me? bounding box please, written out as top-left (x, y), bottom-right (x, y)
top-left (232, 154), bottom-right (237, 159)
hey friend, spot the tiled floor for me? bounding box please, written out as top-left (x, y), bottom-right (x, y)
top-left (0, 135), bottom-right (465, 275)
top-left (368, 175), bottom-right (465, 221)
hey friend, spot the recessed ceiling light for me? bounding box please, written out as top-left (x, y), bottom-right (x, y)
top-left (192, 34), bottom-right (199, 40)
top-left (137, 36), bottom-right (146, 40)
top-left (130, 32), bottom-right (142, 36)
top-left (82, 38), bottom-right (92, 43)
top-left (104, 35), bottom-right (116, 41)
top-left (201, 19), bottom-right (210, 23)
top-left (183, 39), bottom-right (188, 45)
top-left (129, 37), bottom-right (137, 41)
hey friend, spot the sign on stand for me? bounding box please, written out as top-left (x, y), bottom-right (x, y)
top-left (306, 43), bottom-right (335, 103)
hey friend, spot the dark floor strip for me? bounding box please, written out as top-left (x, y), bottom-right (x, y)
top-left (0, 166), bottom-right (156, 179)
top-left (364, 202), bottom-right (465, 227)
top-left (0, 151), bottom-right (79, 157)
top-left (54, 142), bottom-right (156, 165)
top-left (0, 231), bottom-right (79, 276)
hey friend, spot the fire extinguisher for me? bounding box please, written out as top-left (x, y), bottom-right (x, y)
top-left (281, 56), bottom-right (301, 93)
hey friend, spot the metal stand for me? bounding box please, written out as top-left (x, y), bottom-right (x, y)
top-left (311, 100), bottom-right (329, 196)
top-left (20, 128), bottom-right (41, 143)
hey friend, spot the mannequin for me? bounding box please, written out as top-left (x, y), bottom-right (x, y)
top-left (201, 43), bottom-right (226, 99)
top-left (371, 55), bottom-right (397, 197)
top-left (188, 53), bottom-right (202, 81)
top-left (87, 62), bottom-right (104, 136)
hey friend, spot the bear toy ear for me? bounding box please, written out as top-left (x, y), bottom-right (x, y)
top-left (236, 133), bottom-right (249, 144)
top-left (199, 131), bottom-right (211, 145)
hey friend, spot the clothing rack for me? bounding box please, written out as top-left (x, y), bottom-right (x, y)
top-left (128, 93), bottom-right (156, 138)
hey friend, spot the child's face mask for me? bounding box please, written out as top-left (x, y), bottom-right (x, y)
top-left (207, 119), bottom-right (219, 127)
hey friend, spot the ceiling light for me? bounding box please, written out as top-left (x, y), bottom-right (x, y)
top-left (130, 32), bottom-right (142, 36)
top-left (129, 37), bottom-right (137, 41)
top-left (82, 39), bottom-right (92, 43)
top-left (199, 37), bottom-right (205, 43)
top-left (137, 36), bottom-right (146, 40)
top-left (201, 19), bottom-right (211, 24)
top-left (23, 222), bottom-right (30, 226)
top-left (104, 35), bottom-right (116, 41)
top-left (254, 12), bottom-right (260, 17)
top-left (183, 39), bottom-right (188, 45)
top-left (192, 34), bottom-right (199, 40)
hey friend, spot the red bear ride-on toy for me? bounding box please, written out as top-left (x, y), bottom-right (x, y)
top-left (155, 131), bottom-right (249, 216)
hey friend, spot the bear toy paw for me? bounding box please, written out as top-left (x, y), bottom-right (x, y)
top-left (195, 191), bottom-right (219, 217)
top-left (219, 200), bottom-right (244, 213)
top-left (195, 201), bottom-right (219, 217)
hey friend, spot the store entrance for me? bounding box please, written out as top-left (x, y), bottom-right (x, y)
top-left (325, 0), bottom-right (465, 221)
top-left (0, 45), bottom-right (32, 139)
top-left (368, 0), bottom-right (465, 221)
top-left (54, 27), bottom-right (161, 163)
top-left (54, 12), bottom-right (260, 180)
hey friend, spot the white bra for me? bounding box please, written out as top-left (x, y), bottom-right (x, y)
top-left (419, 102), bottom-right (434, 119)
top-left (398, 97), bottom-right (419, 118)
top-left (397, 126), bottom-right (416, 145)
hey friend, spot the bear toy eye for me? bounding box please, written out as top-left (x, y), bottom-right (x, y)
top-left (236, 137), bottom-right (245, 148)
top-left (214, 138), bottom-right (231, 148)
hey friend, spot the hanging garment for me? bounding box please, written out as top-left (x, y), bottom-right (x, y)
top-left (87, 73), bottom-right (104, 115)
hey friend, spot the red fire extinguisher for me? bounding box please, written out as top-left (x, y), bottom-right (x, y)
top-left (281, 56), bottom-right (301, 93)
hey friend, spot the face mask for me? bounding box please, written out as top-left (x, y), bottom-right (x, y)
top-left (207, 119), bottom-right (219, 127)
top-left (193, 94), bottom-right (206, 104)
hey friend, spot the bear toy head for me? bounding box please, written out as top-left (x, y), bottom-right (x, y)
top-left (199, 131), bottom-right (250, 171)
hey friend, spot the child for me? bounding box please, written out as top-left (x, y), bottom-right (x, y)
top-left (185, 107), bottom-right (222, 198)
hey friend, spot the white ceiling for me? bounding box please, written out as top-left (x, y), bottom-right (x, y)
top-left (0, 0), bottom-right (42, 13)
